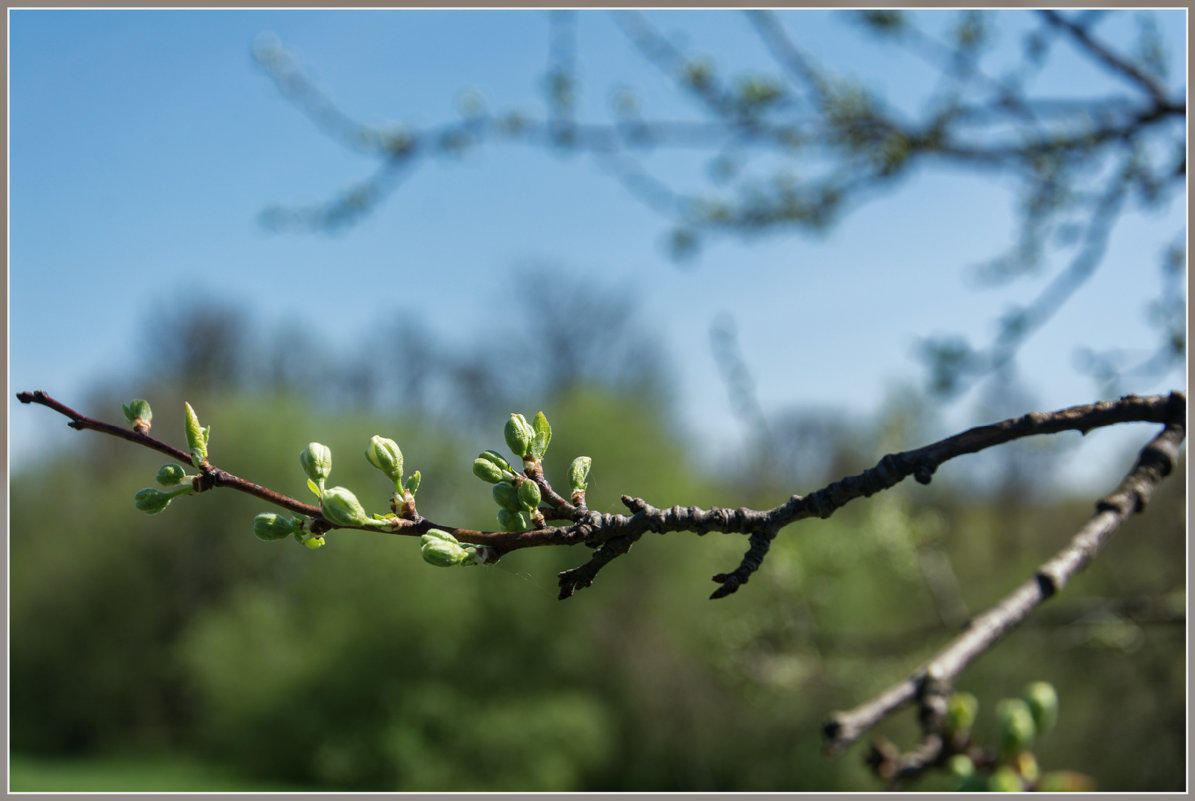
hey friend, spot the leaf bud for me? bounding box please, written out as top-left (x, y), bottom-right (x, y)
top-left (517, 478), bottom-right (541, 511)
top-left (1012, 750), bottom-right (1039, 785)
top-left (1036, 771), bottom-right (1095, 792)
top-left (1023, 681), bottom-right (1058, 736)
top-left (567, 456), bottom-right (592, 493)
top-left (365, 435), bottom-right (404, 484)
top-left (987, 765), bottom-right (1023, 792)
top-left (946, 754), bottom-right (974, 780)
top-left (320, 485), bottom-right (370, 528)
top-left (504, 413), bottom-right (535, 459)
top-left (299, 533), bottom-right (326, 550)
top-left (253, 512), bottom-right (299, 541)
top-left (945, 691), bottom-right (978, 736)
top-left (300, 442), bottom-right (333, 487)
top-left (479, 449), bottom-right (515, 473)
top-left (404, 470), bottom-right (421, 496)
top-left (183, 402), bottom-right (210, 468)
top-left (422, 528), bottom-right (460, 545)
top-left (156, 463), bottom-right (188, 486)
top-left (134, 487), bottom-right (174, 515)
top-left (996, 698), bottom-right (1036, 759)
top-left (421, 530), bottom-right (470, 567)
top-left (497, 508), bottom-right (530, 533)
top-left (492, 482), bottom-right (521, 513)
top-left (123, 399), bottom-right (153, 432)
top-left (530, 411), bottom-right (551, 459)
top-left (473, 457), bottom-right (506, 484)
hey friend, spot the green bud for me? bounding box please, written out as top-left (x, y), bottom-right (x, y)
top-left (404, 470), bottom-right (421, 496)
top-left (155, 463), bottom-right (187, 486)
top-left (497, 508), bottom-right (530, 532)
top-left (1023, 681), bottom-right (1058, 736)
top-left (567, 456), bottom-right (592, 493)
top-left (253, 513), bottom-right (299, 541)
top-left (183, 402), bottom-right (209, 468)
top-left (365, 435), bottom-right (404, 484)
top-left (504, 413), bottom-right (535, 459)
top-left (517, 478), bottom-right (541, 511)
top-left (945, 692), bottom-right (978, 736)
top-left (320, 485), bottom-right (370, 527)
top-left (492, 482), bottom-right (521, 513)
top-left (1036, 771), bottom-right (1095, 792)
top-left (996, 698), bottom-right (1036, 758)
top-left (300, 442), bottom-right (333, 487)
top-left (479, 449), bottom-right (515, 473)
top-left (421, 532), bottom-right (470, 566)
top-left (946, 754), bottom-right (974, 780)
top-left (134, 487), bottom-right (172, 515)
top-left (530, 411), bottom-right (551, 459)
top-left (134, 486), bottom-right (190, 515)
top-left (123, 399), bottom-right (153, 431)
top-left (1012, 751), bottom-right (1039, 785)
top-left (292, 528), bottom-right (324, 548)
top-left (473, 457), bottom-right (506, 484)
top-left (422, 528), bottom-right (460, 545)
top-left (987, 765), bottom-right (1023, 792)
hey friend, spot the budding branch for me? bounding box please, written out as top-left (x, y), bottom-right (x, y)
top-left (16, 388), bottom-right (1185, 761)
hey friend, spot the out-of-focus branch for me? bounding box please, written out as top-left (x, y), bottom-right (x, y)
top-left (1039, 10), bottom-right (1171, 104)
top-left (823, 415), bottom-right (1186, 757)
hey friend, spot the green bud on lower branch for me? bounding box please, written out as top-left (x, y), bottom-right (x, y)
top-left (947, 754), bottom-right (974, 780)
top-left (1023, 681), bottom-right (1058, 736)
top-left (504, 413), bottom-right (535, 459)
top-left (156, 463), bottom-right (188, 486)
top-left (253, 512), bottom-right (302, 541)
top-left (365, 435), bottom-right (404, 485)
top-left (945, 692), bottom-right (978, 737)
top-left (996, 698), bottom-right (1036, 759)
top-left (987, 766), bottom-right (1024, 792)
top-left (123, 399), bottom-right (153, 432)
top-left (183, 402), bottom-right (210, 468)
top-left (300, 442), bottom-right (332, 488)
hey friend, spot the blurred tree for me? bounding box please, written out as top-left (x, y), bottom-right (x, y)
top-left (253, 9), bottom-right (1184, 399)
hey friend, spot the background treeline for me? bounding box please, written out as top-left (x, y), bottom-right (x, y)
top-left (10, 290), bottom-right (1185, 791)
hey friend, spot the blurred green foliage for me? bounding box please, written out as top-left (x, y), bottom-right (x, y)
top-left (10, 382), bottom-right (1185, 791)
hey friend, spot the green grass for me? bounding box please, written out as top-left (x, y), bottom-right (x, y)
top-left (9, 752), bottom-right (312, 792)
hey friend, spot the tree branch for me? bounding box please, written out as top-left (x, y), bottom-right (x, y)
top-left (18, 389), bottom-right (1184, 604)
top-left (823, 414), bottom-right (1186, 755)
top-left (1038, 10), bottom-right (1171, 105)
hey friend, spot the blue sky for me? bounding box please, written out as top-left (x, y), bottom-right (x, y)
top-left (9, 9), bottom-right (1187, 491)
